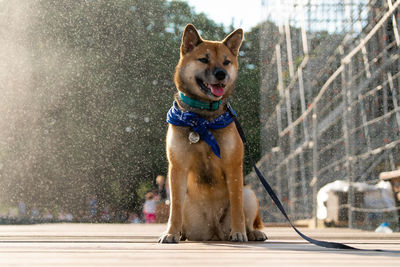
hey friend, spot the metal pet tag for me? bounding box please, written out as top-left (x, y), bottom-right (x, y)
top-left (188, 131), bottom-right (200, 144)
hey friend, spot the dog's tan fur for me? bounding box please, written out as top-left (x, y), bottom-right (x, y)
top-left (159, 25), bottom-right (267, 243)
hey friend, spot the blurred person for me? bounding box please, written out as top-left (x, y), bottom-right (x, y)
top-left (18, 201), bottom-right (26, 218)
top-left (143, 192), bottom-right (156, 223)
top-left (89, 195), bottom-right (98, 217)
top-left (152, 189), bottom-right (161, 202)
top-left (115, 210), bottom-right (129, 222)
top-left (75, 209), bottom-right (86, 222)
top-left (65, 212), bottom-right (73, 221)
top-left (88, 195), bottom-right (98, 222)
top-left (101, 204), bottom-right (112, 222)
top-left (165, 176), bottom-right (170, 204)
top-left (30, 205), bottom-right (40, 220)
top-left (154, 175), bottom-right (170, 223)
top-left (156, 175), bottom-right (167, 201)
top-left (128, 212), bottom-right (141, 224)
top-left (42, 209), bottom-right (53, 221)
top-left (58, 210), bottom-right (66, 221)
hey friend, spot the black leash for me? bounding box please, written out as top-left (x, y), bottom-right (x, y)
top-left (227, 103), bottom-right (394, 251)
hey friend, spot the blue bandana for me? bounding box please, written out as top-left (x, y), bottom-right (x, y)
top-left (166, 101), bottom-right (235, 158)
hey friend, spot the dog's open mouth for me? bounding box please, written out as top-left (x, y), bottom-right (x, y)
top-left (196, 78), bottom-right (225, 97)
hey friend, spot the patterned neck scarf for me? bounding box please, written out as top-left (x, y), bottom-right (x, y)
top-left (166, 101), bottom-right (235, 158)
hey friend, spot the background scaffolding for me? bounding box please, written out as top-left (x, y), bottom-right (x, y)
top-left (250, 0), bottom-right (400, 228)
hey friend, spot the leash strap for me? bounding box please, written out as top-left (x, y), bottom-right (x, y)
top-left (227, 103), bottom-right (386, 251)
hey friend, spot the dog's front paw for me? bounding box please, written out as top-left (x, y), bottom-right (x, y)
top-left (229, 232), bottom-right (248, 242)
top-left (247, 230), bottom-right (267, 241)
top-left (158, 233), bottom-right (180, 244)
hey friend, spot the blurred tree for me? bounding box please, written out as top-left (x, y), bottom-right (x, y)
top-left (0, 0), bottom-right (261, 218)
top-left (233, 25), bottom-right (262, 175)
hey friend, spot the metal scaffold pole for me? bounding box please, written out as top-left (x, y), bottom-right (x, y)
top-left (253, 0), bottom-right (400, 228)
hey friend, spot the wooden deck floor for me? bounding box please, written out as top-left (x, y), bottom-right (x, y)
top-left (0, 223), bottom-right (399, 266)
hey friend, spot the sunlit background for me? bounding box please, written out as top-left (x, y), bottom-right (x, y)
top-left (0, 0), bottom-right (399, 232)
top-left (0, 0), bottom-right (262, 224)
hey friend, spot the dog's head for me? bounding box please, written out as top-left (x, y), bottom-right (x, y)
top-left (174, 24), bottom-right (243, 102)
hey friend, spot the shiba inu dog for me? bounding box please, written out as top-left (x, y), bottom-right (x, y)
top-left (159, 24), bottom-right (267, 243)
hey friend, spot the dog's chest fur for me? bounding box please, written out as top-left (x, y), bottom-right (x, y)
top-left (167, 123), bottom-right (242, 187)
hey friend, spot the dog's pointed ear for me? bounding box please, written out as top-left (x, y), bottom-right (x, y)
top-left (181, 24), bottom-right (203, 55)
top-left (223, 28), bottom-right (243, 57)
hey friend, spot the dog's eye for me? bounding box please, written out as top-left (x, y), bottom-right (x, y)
top-left (198, 58), bottom-right (209, 64)
top-left (223, 60), bottom-right (231, 66)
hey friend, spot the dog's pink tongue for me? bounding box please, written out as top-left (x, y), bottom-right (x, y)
top-left (210, 85), bottom-right (224, 97)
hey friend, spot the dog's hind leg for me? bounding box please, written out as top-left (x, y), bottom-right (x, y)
top-left (243, 186), bottom-right (268, 241)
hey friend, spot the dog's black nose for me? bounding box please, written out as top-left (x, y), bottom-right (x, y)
top-left (213, 68), bottom-right (227, 81)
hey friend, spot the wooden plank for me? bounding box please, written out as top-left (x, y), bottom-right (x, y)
top-left (0, 224), bottom-right (399, 266)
